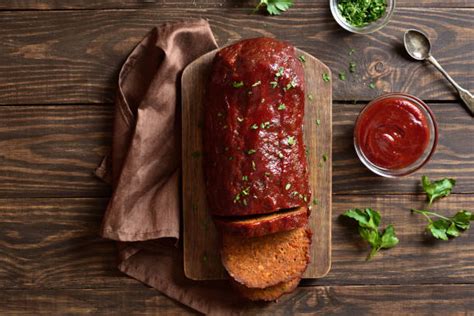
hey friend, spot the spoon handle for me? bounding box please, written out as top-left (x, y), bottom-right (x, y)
top-left (427, 55), bottom-right (474, 116)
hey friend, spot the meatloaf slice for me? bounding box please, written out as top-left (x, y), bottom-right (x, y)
top-left (221, 226), bottom-right (311, 289)
top-left (214, 207), bottom-right (309, 238)
top-left (231, 277), bottom-right (301, 301)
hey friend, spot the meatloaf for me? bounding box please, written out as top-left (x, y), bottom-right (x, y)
top-left (214, 206), bottom-right (309, 238)
top-left (203, 37), bottom-right (310, 217)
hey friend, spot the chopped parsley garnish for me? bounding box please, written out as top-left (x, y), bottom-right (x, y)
top-left (349, 48), bottom-right (356, 56)
top-left (252, 80), bottom-right (262, 87)
top-left (337, 0), bottom-right (388, 28)
top-left (241, 187), bottom-right (250, 196)
top-left (232, 81), bottom-right (244, 88)
top-left (322, 154), bottom-right (328, 162)
top-left (275, 67), bottom-right (285, 78)
top-left (265, 172), bottom-right (271, 177)
top-left (278, 103), bottom-right (286, 110)
top-left (308, 94), bottom-right (314, 101)
top-left (322, 73), bottom-right (330, 82)
top-left (298, 55), bottom-right (306, 63)
top-left (270, 81), bottom-right (278, 88)
top-left (278, 152), bottom-right (284, 159)
top-left (250, 124), bottom-right (259, 130)
top-left (242, 175), bottom-right (248, 181)
top-left (261, 121), bottom-right (271, 129)
top-left (369, 82), bottom-right (376, 89)
top-left (247, 149), bottom-right (257, 155)
top-left (287, 136), bottom-right (296, 146)
top-left (284, 80), bottom-right (297, 91)
top-left (228, 156), bottom-right (233, 161)
top-left (316, 119), bottom-right (321, 126)
top-left (339, 71), bottom-right (347, 81)
top-left (285, 183), bottom-right (292, 190)
top-left (233, 193), bottom-right (240, 203)
top-left (349, 61), bottom-right (357, 73)
top-left (313, 198), bottom-right (319, 205)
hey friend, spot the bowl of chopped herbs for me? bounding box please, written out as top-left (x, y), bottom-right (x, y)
top-left (330, 0), bottom-right (396, 34)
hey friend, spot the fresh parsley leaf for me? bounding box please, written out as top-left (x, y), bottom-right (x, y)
top-left (421, 175), bottom-right (456, 206)
top-left (369, 82), bottom-right (376, 89)
top-left (322, 73), bottom-right (330, 82)
top-left (278, 103), bottom-right (286, 110)
top-left (343, 208), bottom-right (398, 260)
top-left (256, 0), bottom-right (294, 15)
top-left (412, 209), bottom-right (473, 240)
top-left (308, 94), bottom-right (314, 101)
top-left (298, 55), bottom-right (306, 63)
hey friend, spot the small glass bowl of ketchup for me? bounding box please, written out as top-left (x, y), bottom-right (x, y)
top-left (354, 93), bottom-right (438, 177)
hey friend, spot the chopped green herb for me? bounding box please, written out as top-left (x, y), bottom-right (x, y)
top-left (232, 81), bottom-right (244, 88)
top-left (241, 186), bottom-right (250, 196)
top-left (237, 117), bottom-right (244, 122)
top-left (303, 195), bottom-right (308, 202)
top-left (287, 136), bottom-right (296, 146)
top-left (261, 121), bottom-right (271, 129)
top-left (322, 154), bottom-right (328, 162)
top-left (270, 81), bottom-right (278, 88)
top-left (285, 183), bottom-right (292, 190)
top-left (228, 156), bottom-right (233, 161)
top-left (369, 82), bottom-right (376, 89)
top-left (308, 94), bottom-right (314, 101)
top-left (255, 0), bottom-right (294, 16)
top-left (337, 0), bottom-right (388, 28)
top-left (278, 152), bottom-right (284, 159)
top-left (349, 48), bottom-right (356, 56)
top-left (247, 149), bottom-right (257, 155)
top-left (278, 103), bottom-right (286, 110)
top-left (265, 172), bottom-right (271, 177)
top-left (291, 191), bottom-right (299, 197)
top-left (312, 198), bottom-right (319, 205)
top-left (322, 73), bottom-right (330, 82)
top-left (298, 55), bottom-right (306, 63)
top-left (305, 148), bottom-right (309, 156)
top-left (242, 175), bottom-right (248, 181)
top-left (316, 119), bottom-right (321, 126)
top-left (233, 193), bottom-right (240, 203)
top-left (339, 72), bottom-right (347, 81)
top-left (250, 124), bottom-right (259, 130)
top-left (252, 80), bottom-right (262, 87)
top-left (284, 80), bottom-right (297, 91)
top-left (349, 61), bottom-right (357, 73)
top-left (276, 67), bottom-right (285, 78)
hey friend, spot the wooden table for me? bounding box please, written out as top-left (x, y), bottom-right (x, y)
top-left (0, 1), bottom-right (472, 314)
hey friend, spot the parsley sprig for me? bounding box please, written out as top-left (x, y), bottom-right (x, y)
top-left (412, 176), bottom-right (472, 240)
top-left (256, 0), bottom-right (294, 15)
top-left (343, 208), bottom-right (399, 260)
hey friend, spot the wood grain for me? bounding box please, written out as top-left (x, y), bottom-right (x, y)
top-left (0, 103), bottom-right (471, 199)
top-left (181, 49), bottom-right (332, 280)
top-left (0, 105), bottom-right (112, 198)
top-left (1, 285), bottom-right (473, 315)
top-left (1, 0), bottom-right (472, 9)
top-left (1, 195), bottom-right (474, 290)
top-left (0, 8), bottom-right (472, 105)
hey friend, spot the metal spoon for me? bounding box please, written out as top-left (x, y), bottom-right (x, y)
top-left (404, 29), bottom-right (474, 116)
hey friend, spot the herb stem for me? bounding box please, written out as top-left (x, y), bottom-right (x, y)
top-left (412, 209), bottom-right (450, 221)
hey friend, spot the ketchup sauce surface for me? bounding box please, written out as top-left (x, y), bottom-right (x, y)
top-left (355, 96), bottom-right (431, 170)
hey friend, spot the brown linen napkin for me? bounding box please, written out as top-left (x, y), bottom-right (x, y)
top-left (95, 19), bottom-right (262, 314)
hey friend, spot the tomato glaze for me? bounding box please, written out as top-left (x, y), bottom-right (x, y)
top-left (355, 96), bottom-right (430, 170)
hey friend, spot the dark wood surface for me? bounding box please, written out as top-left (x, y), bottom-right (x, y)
top-left (0, 0), bottom-right (473, 314)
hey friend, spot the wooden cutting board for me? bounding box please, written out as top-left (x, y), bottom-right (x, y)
top-left (181, 47), bottom-right (332, 280)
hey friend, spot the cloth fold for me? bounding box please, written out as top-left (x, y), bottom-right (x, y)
top-left (95, 19), bottom-right (258, 314)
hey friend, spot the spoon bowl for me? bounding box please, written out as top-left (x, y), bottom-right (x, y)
top-left (404, 29), bottom-right (432, 60)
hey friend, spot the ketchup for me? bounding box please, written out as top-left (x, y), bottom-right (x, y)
top-left (355, 96), bottom-right (431, 170)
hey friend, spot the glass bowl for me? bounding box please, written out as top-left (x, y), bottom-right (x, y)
top-left (329, 0), bottom-right (396, 34)
top-left (353, 93), bottom-right (438, 178)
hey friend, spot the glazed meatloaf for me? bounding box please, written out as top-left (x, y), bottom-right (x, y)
top-left (203, 37), bottom-right (310, 217)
